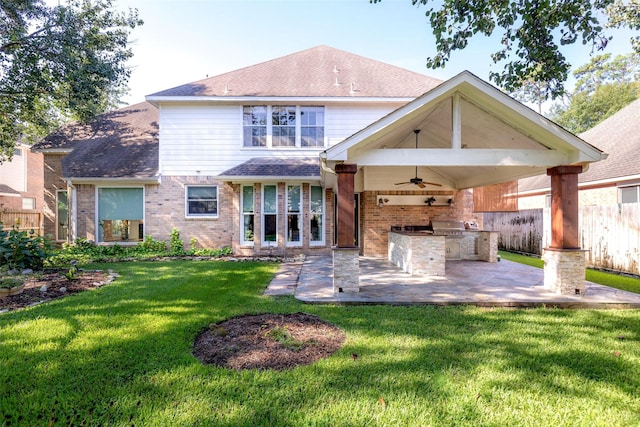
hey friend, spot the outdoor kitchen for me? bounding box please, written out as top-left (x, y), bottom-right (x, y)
top-left (387, 217), bottom-right (499, 276)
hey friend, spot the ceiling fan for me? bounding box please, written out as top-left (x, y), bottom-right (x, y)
top-left (394, 129), bottom-right (442, 188)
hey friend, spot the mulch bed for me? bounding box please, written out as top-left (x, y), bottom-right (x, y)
top-left (193, 312), bottom-right (346, 370)
top-left (0, 270), bottom-right (114, 312)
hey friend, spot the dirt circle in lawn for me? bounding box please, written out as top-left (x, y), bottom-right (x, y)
top-left (193, 313), bottom-right (346, 370)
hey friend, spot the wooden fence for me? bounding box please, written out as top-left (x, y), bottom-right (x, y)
top-left (0, 211), bottom-right (44, 235)
top-left (484, 204), bottom-right (640, 275)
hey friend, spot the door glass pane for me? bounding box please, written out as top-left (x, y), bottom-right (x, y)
top-left (57, 191), bottom-right (68, 241)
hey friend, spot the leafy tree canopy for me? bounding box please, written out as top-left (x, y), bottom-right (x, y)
top-left (372, 0), bottom-right (640, 100)
top-left (0, 0), bottom-right (142, 161)
top-left (550, 52), bottom-right (640, 133)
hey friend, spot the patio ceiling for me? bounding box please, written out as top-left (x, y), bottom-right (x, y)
top-left (321, 71), bottom-right (607, 191)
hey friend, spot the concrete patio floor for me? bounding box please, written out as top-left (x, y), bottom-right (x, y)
top-left (264, 255), bottom-right (640, 308)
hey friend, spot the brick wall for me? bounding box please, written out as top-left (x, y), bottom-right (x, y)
top-left (360, 189), bottom-right (481, 257)
top-left (42, 153), bottom-right (67, 239)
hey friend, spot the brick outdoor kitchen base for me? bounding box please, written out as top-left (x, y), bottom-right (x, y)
top-left (543, 248), bottom-right (587, 295)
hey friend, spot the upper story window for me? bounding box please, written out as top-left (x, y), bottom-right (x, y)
top-left (243, 106), bottom-right (324, 148)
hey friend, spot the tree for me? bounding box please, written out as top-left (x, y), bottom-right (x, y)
top-left (0, 0), bottom-right (142, 161)
top-left (550, 52), bottom-right (640, 133)
top-left (371, 0), bottom-right (640, 99)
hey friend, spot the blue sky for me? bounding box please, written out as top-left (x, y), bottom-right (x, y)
top-left (111, 0), bottom-right (636, 106)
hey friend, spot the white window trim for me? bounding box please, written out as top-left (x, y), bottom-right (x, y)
top-left (56, 190), bottom-right (68, 242)
top-left (261, 184), bottom-right (278, 246)
top-left (95, 186), bottom-right (145, 245)
top-left (310, 185), bottom-right (326, 246)
top-left (243, 105), bottom-right (326, 149)
top-left (286, 184), bottom-right (302, 247)
top-left (240, 185), bottom-right (254, 247)
top-left (185, 185), bottom-right (219, 218)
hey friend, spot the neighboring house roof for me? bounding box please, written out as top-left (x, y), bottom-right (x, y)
top-left (33, 102), bottom-right (159, 180)
top-left (519, 98), bottom-right (640, 193)
top-left (218, 158), bottom-right (321, 181)
top-left (0, 184), bottom-right (20, 197)
top-left (148, 45), bottom-right (442, 99)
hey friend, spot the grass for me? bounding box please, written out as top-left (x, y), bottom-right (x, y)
top-left (499, 250), bottom-right (640, 294)
top-left (1, 260), bottom-right (639, 426)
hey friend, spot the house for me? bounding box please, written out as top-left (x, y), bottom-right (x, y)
top-left (518, 98), bottom-right (640, 208)
top-left (0, 143), bottom-right (44, 232)
top-left (33, 46), bottom-right (606, 294)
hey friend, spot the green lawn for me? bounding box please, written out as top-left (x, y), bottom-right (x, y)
top-left (500, 250), bottom-right (640, 294)
top-left (2, 260), bottom-right (640, 426)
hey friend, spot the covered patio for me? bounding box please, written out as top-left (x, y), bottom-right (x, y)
top-left (321, 71), bottom-right (608, 296)
top-left (265, 256), bottom-right (640, 308)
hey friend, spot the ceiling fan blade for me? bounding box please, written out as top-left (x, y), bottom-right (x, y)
top-left (423, 181), bottom-right (442, 187)
top-left (394, 182), bottom-right (410, 185)
top-left (417, 182), bottom-right (426, 188)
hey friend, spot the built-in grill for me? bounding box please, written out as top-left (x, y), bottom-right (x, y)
top-left (430, 219), bottom-right (466, 235)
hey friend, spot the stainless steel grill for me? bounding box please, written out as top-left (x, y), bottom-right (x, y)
top-left (430, 219), bottom-right (466, 235)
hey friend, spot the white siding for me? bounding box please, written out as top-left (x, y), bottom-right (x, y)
top-left (0, 147), bottom-right (26, 192)
top-left (325, 104), bottom-right (404, 147)
top-left (159, 102), bottom-right (405, 176)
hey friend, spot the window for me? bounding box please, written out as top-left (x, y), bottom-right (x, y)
top-left (262, 185), bottom-right (277, 244)
top-left (300, 107), bottom-right (324, 147)
top-left (14, 148), bottom-right (22, 156)
top-left (57, 191), bottom-right (68, 241)
top-left (310, 186), bottom-right (324, 244)
top-left (186, 186), bottom-right (218, 217)
top-left (243, 106), bottom-right (324, 148)
top-left (620, 186), bottom-right (640, 204)
top-left (243, 106), bottom-right (267, 147)
top-left (97, 187), bottom-right (144, 243)
top-left (287, 185), bottom-right (302, 245)
top-left (21, 197), bottom-right (35, 210)
top-left (241, 185), bottom-right (254, 245)
top-left (272, 107), bottom-right (296, 147)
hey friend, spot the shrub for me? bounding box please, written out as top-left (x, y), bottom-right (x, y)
top-left (169, 228), bottom-right (184, 255)
top-left (138, 235), bottom-right (167, 253)
top-left (0, 225), bottom-right (51, 270)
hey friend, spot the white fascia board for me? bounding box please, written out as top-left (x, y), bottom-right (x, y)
top-left (351, 148), bottom-right (571, 167)
top-left (217, 175), bottom-right (322, 183)
top-left (31, 148), bottom-right (73, 154)
top-left (146, 96), bottom-right (414, 107)
top-left (68, 176), bottom-right (161, 185)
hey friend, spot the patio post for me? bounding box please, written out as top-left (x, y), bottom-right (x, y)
top-left (543, 165), bottom-right (586, 295)
top-left (333, 163), bottom-right (359, 293)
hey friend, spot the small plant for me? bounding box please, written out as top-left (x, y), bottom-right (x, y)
top-left (169, 228), bottom-right (184, 255)
top-left (266, 326), bottom-right (304, 351)
top-left (64, 260), bottom-right (78, 281)
top-left (0, 276), bottom-right (24, 289)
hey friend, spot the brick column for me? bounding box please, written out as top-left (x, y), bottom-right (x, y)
top-left (333, 163), bottom-right (359, 293)
top-left (544, 165), bottom-right (586, 295)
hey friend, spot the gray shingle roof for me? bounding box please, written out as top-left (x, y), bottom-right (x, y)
top-left (0, 184), bottom-right (19, 196)
top-left (149, 45), bottom-right (442, 98)
top-left (33, 102), bottom-right (159, 179)
top-left (218, 157), bottom-right (320, 179)
top-left (519, 98), bottom-right (640, 192)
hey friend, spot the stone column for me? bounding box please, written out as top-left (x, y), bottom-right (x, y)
top-left (544, 166), bottom-right (586, 295)
top-left (333, 163), bottom-right (359, 293)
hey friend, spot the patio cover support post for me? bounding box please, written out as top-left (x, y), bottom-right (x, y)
top-left (543, 165), bottom-right (586, 295)
top-left (333, 163), bottom-right (359, 294)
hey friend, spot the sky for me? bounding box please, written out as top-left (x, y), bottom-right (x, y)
top-left (98, 0), bottom-right (637, 108)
